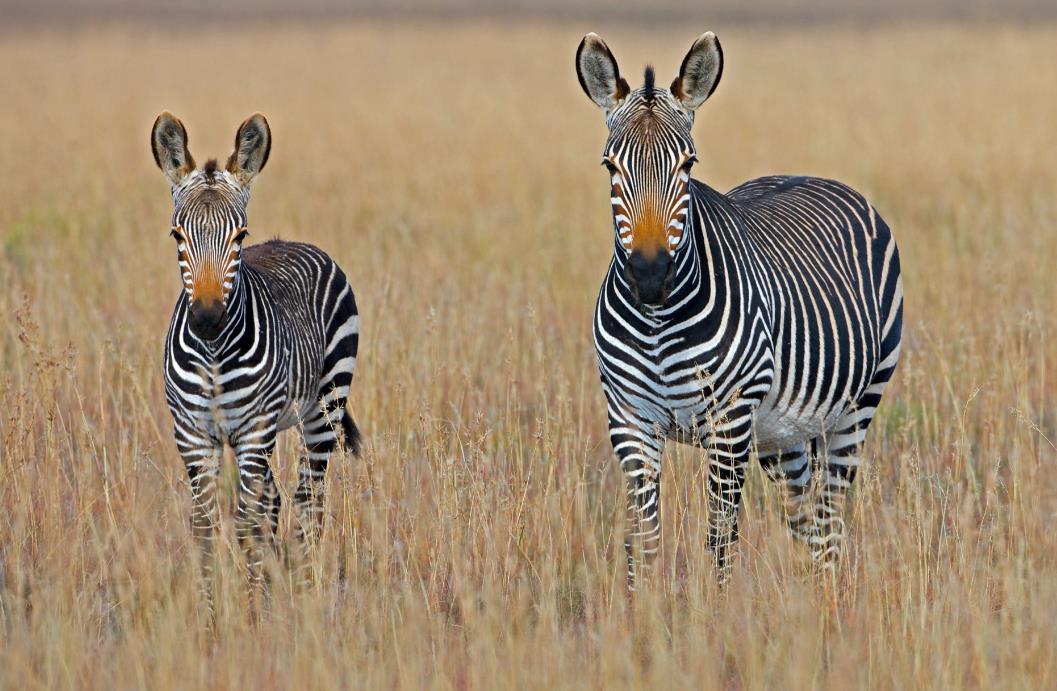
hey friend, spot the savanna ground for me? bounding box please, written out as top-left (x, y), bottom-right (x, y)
top-left (1, 18), bottom-right (1056, 690)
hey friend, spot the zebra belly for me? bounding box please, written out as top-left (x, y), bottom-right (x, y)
top-left (752, 398), bottom-right (846, 453)
top-left (751, 356), bottom-right (854, 453)
top-left (659, 387), bottom-right (827, 449)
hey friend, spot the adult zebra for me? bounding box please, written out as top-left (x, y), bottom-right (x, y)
top-left (151, 113), bottom-right (361, 617)
top-left (576, 33), bottom-right (903, 587)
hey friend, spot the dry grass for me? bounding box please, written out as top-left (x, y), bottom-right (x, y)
top-left (1, 20), bottom-right (1056, 689)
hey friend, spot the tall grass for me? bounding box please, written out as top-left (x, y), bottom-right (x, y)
top-left (0, 21), bottom-right (1055, 689)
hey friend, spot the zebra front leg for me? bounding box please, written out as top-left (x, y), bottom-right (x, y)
top-left (232, 427), bottom-right (279, 618)
top-left (758, 443), bottom-right (814, 545)
top-left (610, 416), bottom-right (665, 591)
top-left (704, 406), bottom-right (754, 583)
top-left (176, 424), bottom-right (222, 625)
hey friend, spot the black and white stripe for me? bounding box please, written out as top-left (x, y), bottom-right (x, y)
top-left (152, 113), bottom-right (361, 618)
top-left (577, 34), bottom-right (903, 587)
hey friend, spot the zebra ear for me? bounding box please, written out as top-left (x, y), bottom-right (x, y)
top-left (576, 33), bottom-right (630, 112)
top-left (226, 113), bottom-right (272, 187)
top-left (151, 112), bottom-right (196, 186)
top-left (671, 32), bottom-right (723, 112)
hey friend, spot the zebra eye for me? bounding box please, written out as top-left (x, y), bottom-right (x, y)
top-left (234, 229), bottom-right (250, 244)
top-left (602, 159), bottom-right (618, 174)
top-left (681, 156), bottom-right (698, 171)
top-left (170, 227), bottom-right (182, 241)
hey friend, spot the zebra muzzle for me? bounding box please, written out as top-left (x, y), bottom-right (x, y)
top-left (188, 298), bottom-right (226, 341)
top-left (625, 250), bottom-right (674, 306)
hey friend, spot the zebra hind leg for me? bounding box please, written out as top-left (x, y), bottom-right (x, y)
top-left (758, 442), bottom-right (814, 546)
top-left (813, 387), bottom-right (887, 571)
top-left (293, 394), bottom-right (359, 588)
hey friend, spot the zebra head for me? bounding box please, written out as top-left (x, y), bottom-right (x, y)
top-left (577, 32), bottom-right (723, 306)
top-left (151, 112), bottom-right (271, 341)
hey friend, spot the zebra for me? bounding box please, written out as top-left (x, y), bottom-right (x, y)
top-left (575, 32), bottom-right (903, 587)
top-left (150, 112), bottom-right (362, 617)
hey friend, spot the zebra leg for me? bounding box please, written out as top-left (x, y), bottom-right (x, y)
top-left (813, 400), bottom-right (880, 569)
top-left (758, 443), bottom-right (814, 544)
top-left (176, 423), bottom-right (222, 624)
top-left (610, 416), bottom-right (664, 591)
top-left (232, 426), bottom-right (279, 616)
top-left (291, 397), bottom-right (354, 587)
top-left (261, 466), bottom-right (281, 543)
top-left (704, 405), bottom-right (754, 583)
top-left (294, 406), bottom-right (335, 542)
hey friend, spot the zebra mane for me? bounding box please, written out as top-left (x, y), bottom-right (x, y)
top-left (643, 65), bottom-right (655, 104)
top-left (203, 158), bottom-right (219, 180)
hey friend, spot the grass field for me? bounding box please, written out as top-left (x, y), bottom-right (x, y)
top-left (1, 19), bottom-right (1056, 689)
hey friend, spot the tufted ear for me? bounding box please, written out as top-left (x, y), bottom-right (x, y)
top-left (151, 112), bottom-right (196, 186)
top-left (670, 32), bottom-right (723, 112)
top-left (225, 113), bottom-right (271, 187)
top-left (576, 33), bottom-right (630, 112)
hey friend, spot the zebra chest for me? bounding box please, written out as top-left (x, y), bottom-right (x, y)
top-left (658, 358), bottom-right (728, 435)
top-left (610, 336), bottom-right (730, 431)
top-left (594, 279), bottom-right (776, 437)
top-left (170, 370), bottom-right (285, 444)
top-left (165, 336), bottom-right (291, 444)
top-left (220, 365), bottom-right (291, 435)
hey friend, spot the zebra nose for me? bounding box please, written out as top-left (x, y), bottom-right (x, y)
top-left (626, 250), bottom-right (674, 305)
top-left (188, 299), bottom-right (226, 341)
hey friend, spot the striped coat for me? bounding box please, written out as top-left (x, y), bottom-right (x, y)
top-left (152, 112), bottom-right (361, 619)
top-left (578, 32), bottom-right (902, 586)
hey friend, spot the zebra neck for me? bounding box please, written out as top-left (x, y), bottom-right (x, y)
top-left (672, 180), bottom-right (737, 311)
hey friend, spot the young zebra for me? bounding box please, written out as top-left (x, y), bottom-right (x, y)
top-left (576, 33), bottom-right (903, 587)
top-left (151, 113), bottom-right (361, 615)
